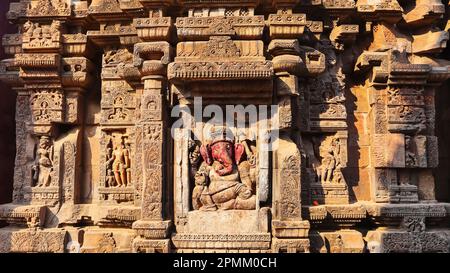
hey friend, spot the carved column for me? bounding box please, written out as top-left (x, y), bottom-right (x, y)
top-left (356, 0), bottom-right (450, 252)
top-left (131, 4), bottom-right (174, 252)
top-left (268, 5), bottom-right (311, 253)
top-left (355, 0), bottom-right (448, 204)
top-left (1, 19), bottom-right (87, 208)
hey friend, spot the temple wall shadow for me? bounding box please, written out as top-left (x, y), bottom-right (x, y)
top-left (0, 0), bottom-right (16, 205)
top-left (435, 78), bottom-right (450, 202)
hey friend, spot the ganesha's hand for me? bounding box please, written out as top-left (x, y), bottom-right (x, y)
top-left (248, 155), bottom-right (257, 166)
top-left (194, 173), bottom-right (207, 186)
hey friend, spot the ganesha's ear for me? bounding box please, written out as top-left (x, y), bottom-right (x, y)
top-left (234, 143), bottom-right (245, 164)
top-left (200, 144), bottom-right (213, 165)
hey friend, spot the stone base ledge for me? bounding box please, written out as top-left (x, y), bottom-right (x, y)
top-left (176, 249), bottom-right (271, 253)
top-left (305, 203), bottom-right (367, 224)
top-left (132, 220), bottom-right (172, 239)
top-left (272, 238), bottom-right (310, 253)
top-left (185, 209), bottom-right (269, 234)
top-left (171, 233), bottom-right (271, 250)
top-left (364, 202), bottom-right (448, 218)
top-left (304, 202), bottom-right (450, 225)
top-left (79, 228), bottom-right (135, 253)
top-left (0, 203), bottom-right (46, 228)
top-left (310, 230), bottom-right (365, 253)
top-left (132, 238), bottom-right (171, 253)
top-left (0, 228), bottom-right (66, 253)
top-left (272, 220), bottom-right (310, 238)
top-left (51, 204), bottom-right (141, 227)
top-left (366, 229), bottom-right (449, 253)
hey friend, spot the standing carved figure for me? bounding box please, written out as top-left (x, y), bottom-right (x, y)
top-left (105, 146), bottom-right (116, 187)
top-left (32, 136), bottom-right (53, 187)
top-left (111, 136), bottom-right (131, 187)
top-left (321, 148), bottom-right (336, 183)
top-left (320, 138), bottom-right (340, 183)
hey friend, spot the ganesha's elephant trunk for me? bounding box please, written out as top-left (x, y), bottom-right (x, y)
top-left (215, 162), bottom-right (234, 176)
top-left (200, 140), bottom-right (243, 177)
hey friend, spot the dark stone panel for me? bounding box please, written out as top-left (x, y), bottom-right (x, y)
top-left (435, 79), bottom-right (450, 202)
top-left (0, 0), bottom-right (16, 204)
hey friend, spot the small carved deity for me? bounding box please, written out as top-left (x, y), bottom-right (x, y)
top-left (103, 48), bottom-right (133, 65)
top-left (32, 136), bottom-right (53, 187)
top-left (320, 138), bottom-right (340, 183)
top-left (105, 147), bottom-right (116, 187)
top-left (49, 20), bottom-right (61, 34)
top-left (188, 138), bottom-right (202, 182)
top-left (23, 20), bottom-right (35, 36)
top-left (106, 136), bottom-right (131, 187)
top-left (332, 169), bottom-right (345, 184)
top-left (321, 149), bottom-right (336, 183)
top-left (191, 126), bottom-right (257, 211)
top-left (109, 107), bottom-right (128, 121)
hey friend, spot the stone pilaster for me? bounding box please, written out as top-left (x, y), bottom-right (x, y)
top-left (131, 37), bottom-right (174, 252)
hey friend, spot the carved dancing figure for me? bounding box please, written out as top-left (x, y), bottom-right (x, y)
top-left (32, 136), bottom-right (53, 187)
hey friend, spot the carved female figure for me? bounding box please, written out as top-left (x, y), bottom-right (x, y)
top-left (32, 136), bottom-right (53, 187)
top-left (321, 147), bottom-right (336, 183)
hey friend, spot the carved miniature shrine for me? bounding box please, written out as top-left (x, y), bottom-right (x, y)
top-left (0, 0), bottom-right (449, 253)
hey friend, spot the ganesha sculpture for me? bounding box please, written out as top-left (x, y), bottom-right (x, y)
top-left (192, 127), bottom-right (257, 211)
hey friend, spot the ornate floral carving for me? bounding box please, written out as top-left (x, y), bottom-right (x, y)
top-left (29, 90), bottom-right (64, 124)
top-left (26, 0), bottom-right (70, 17)
top-left (202, 36), bottom-right (241, 58)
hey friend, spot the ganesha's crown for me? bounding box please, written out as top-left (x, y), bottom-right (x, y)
top-left (205, 124), bottom-right (235, 144)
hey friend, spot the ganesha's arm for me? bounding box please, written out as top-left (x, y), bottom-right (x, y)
top-left (238, 161), bottom-right (254, 191)
top-left (195, 162), bottom-right (210, 186)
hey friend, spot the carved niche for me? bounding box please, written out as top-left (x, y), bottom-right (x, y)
top-left (99, 130), bottom-right (135, 203)
top-left (190, 125), bottom-right (257, 211)
top-left (305, 132), bottom-right (349, 205)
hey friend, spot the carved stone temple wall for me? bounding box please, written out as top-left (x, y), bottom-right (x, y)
top-left (0, 0), bottom-right (449, 253)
